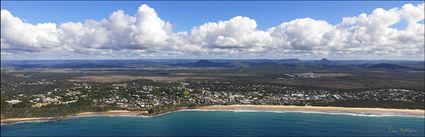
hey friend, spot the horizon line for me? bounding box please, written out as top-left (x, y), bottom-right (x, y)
top-left (1, 58), bottom-right (424, 61)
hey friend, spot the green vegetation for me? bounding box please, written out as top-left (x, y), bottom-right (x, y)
top-left (1, 65), bottom-right (424, 119)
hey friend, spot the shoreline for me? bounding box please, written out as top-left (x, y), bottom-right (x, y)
top-left (1, 110), bottom-right (149, 125)
top-left (74, 110), bottom-right (148, 117)
top-left (0, 117), bottom-right (58, 125)
top-left (2, 105), bottom-right (424, 125)
top-left (197, 105), bottom-right (425, 117)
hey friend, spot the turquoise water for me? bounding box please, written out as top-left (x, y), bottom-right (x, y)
top-left (2, 110), bottom-right (424, 136)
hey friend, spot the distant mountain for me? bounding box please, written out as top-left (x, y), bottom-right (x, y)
top-left (177, 60), bottom-right (231, 67)
top-left (1, 59), bottom-right (423, 70)
top-left (302, 58), bottom-right (336, 65)
top-left (320, 58), bottom-right (330, 62)
top-left (180, 59), bottom-right (303, 68)
top-left (194, 60), bottom-right (213, 64)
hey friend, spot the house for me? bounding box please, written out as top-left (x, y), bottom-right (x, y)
top-left (6, 100), bottom-right (21, 105)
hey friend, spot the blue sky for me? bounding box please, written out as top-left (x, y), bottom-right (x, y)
top-left (1, 1), bottom-right (422, 32)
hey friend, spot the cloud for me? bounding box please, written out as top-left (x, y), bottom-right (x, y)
top-left (58, 4), bottom-right (173, 53)
top-left (191, 16), bottom-right (272, 48)
top-left (338, 3), bottom-right (424, 57)
top-left (268, 18), bottom-right (337, 52)
top-left (1, 9), bottom-right (61, 53)
top-left (1, 3), bottom-right (424, 59)
top-left (266, 3), bottom-right (424, 58)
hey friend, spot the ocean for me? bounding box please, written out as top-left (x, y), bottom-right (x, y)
top-left (1, 110), bottom-right (424, 136)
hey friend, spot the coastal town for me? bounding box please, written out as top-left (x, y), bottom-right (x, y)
top-left (1, 1), bottom-right (425, 136)
top-left (2, 77), bottom-right (423, 118)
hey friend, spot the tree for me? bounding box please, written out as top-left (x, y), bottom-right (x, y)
top-left (148, 108), bottom-right (155, 114)
top-left (15, 98), bottom-right (32, 108)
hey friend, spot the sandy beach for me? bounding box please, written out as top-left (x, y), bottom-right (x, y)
top-left (198, 105), bottom-right (425, 116)
top-left (1, 110), bottom-right (148, 125)
top-left (0, 117), bottom-right (57, 125)
top-left (75, 110), bottom-right (148, 117)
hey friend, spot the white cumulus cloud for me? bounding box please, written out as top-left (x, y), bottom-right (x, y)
top-left (1, 3), bottom-right (424, 59)
top-left (1, 9), bottom-right (61, 52)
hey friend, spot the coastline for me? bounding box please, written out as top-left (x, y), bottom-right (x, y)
top-left (2, 105), bottom-right (424, 125)
top-left (1, 110), bottom-right (148, 125)
top-left (197, 105), bottom-right (425, 117)
top-left (74, 110), bottom-right (148, 117)
top-left (0, 117), bottom-right (57, 125)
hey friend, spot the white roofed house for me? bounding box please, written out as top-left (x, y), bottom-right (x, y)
top-left (6, 99), bottom-right (21, 105)
top-left (6, 99), bottom-right (23, 107)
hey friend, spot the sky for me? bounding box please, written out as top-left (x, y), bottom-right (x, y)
top-left (1, 1), bottom-right (424, 60)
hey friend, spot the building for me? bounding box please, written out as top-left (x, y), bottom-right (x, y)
top-left (6, 100), bottom-right (21, 105)
top-left (229, 95), bottom-right (236, 103)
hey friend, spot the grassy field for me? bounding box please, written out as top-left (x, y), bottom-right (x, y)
top-left (69, 75), bottom-right (217, 82)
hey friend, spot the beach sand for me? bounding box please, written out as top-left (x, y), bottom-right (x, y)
top-left (0, 117), bottom-right (56, 125)
top-left (1, 110), bottom-right (148, 124)
top-left (76, 110), bottom-right (148, 117)
top-left (198, 105), bottom-right (425, 116)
